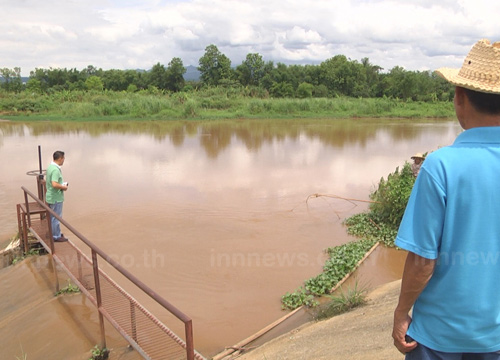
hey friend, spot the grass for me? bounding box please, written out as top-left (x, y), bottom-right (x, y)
top-left (55, 280), bottom-right (80, 296)
top-left (0, 88), bottom-right (455, 121)
top-left (313, 281), bottom-right (368, 321)
top-left (15, 344), bottom-right (27, 360)
top-left (11, 247), bottom-right (42, 265)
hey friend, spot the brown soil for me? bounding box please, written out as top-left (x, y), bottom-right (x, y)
top-left (234, 280), bottom-right (403, 360)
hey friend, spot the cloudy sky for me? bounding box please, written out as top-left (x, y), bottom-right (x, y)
top-left (3, 0), bottom-right (500, 77)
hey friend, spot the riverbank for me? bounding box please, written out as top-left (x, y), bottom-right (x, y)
top-left (236, 279), bottom-right (403, 360)
top-left (0, 90), bottom-right (455, 121)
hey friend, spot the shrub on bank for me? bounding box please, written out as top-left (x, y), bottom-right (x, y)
top-left (281, 161), bottom-right (418, 310)
top-left (0, 88), bottom-right (455, 120)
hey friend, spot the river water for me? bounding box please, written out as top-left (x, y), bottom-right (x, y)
top-left (0, 118), bottom-right (462, 357)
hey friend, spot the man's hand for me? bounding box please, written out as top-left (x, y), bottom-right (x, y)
top-left (392, 310), bottom-right (417, 354)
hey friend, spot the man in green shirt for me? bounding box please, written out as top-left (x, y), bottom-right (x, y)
top-left (46, 150), bottom-right (69, 242)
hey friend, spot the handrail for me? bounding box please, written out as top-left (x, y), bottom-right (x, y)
top-left (21, 185), bottom-right (198, 360)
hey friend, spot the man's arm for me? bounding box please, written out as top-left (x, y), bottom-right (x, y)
top-left (51, 180), bottom-right (68, 191)
top-left (392, 251), bottom-right (436, 354)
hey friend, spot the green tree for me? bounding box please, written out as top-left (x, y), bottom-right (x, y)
top-left (198, 44), bottom-right (232, 86)
top-left (85, 75), bottom-right (103, 91)
top-left (361, 57), bottom-right (382, 97)
top-left (150, 63), bottom-right (168, 90)
top-left (29, 68), bottom-right (49, 92)
top-left (25, 78), bottom-right (43, 94)
top-left (384, 66), bottom-right (419, 100)
top-left (165, 57), bottom-right (186, 92)
top-left (235, 53), bottom-right (265, 86)
top-left (270, 81), bottom-right (294, 98)
top-left (267, 63), bottom-right (294, 98)
top-left (102, 69), bottom-right (128, 91)
top-left (319, 55), bottom-right (367, 97)
top-left (296, 82), bottom-right (313, 98)
top-left (259, 61), bottom-right (275, 91)
top-left (0, 67), bottom-right (23, 92)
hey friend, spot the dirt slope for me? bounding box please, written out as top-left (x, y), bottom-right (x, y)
top-left (236, 280), bottom-right (404, 360)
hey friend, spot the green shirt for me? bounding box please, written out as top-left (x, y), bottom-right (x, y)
top-left (45, 162), bottom-right (64, 204)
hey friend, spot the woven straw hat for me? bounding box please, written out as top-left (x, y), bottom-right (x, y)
top-left (436, 39), bottom-right (500, 94)
top-left (411, 152), bottom-right (424, 160)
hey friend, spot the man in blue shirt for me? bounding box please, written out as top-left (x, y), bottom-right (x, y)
top-left (393, 39), bottom-right (500, 359)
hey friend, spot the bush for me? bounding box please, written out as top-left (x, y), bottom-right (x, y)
top-left (369, 162), bottom-right (416, 227)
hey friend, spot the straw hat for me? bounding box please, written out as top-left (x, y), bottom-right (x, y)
top-left (411, 153), bottom-right (424, 160)
top-left (435, 39), bottom-right (500, 94)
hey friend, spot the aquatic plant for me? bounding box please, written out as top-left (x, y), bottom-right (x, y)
top-left (281, 161), bottom-right (418, 310)
top-left (55, 280), bottom-right (80, 296)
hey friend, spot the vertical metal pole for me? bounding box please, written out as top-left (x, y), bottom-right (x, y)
top-left (46, 210), bottom-right (55, 255)
top-left (16, 204), bottom-right (24, 252)
top-left (23, 191), bottom-right (32, 228)
top-left (77, 252), bottom-right (83, 283)
top-left (38, 145), bottom-right (42, 176)
top-left (130, 302), bottom-right (137, 342)
top-left (38, 146), bottom-right (44, 202)
top-left (91, 250), bottom-right (107, 349)
top-left (185, 319), bottom-right (195, 360)
top-left (21, 211), bottom-right (28, 254)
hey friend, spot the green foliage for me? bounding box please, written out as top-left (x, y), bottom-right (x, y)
top-left (12, 248), bottom-right (41, 265)
top-left (236, 53), bottom-right (265, 86)
top-left (282, 160), bottom-right (418, 311)
top-left (166, 57), bottom-right (186, 92)
top-left (89, 345), bottom-right (109, 360)
top-left (343, 160), bottom-right (419, 249)
top-left (296, 82), bottom-right (314, 98)
top-left (344, 213), bottom-right (398, 247)
top-left (281, 238), bottom-right (376, 310)
top-left (85, 76), bottom-right (104, 91)
top-left (281, 288), bottom-right (318, 310)
top-left (0, 89), bottom-right (456, 121)
top-left (198, 44), bottom-right (232, 86)
top-left (369, 162), bottom-right (415, 227)
top-left (55, 280), bottom-right (80, 296)
top-left (314, 281), bottom-right (368, 320)
top-left (1, 45), bottom-right (458, 103)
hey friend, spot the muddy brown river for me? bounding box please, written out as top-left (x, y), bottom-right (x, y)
top-left (0, 118), bottom-right (462, 358)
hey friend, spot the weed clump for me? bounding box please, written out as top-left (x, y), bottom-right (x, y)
top-left (55, 280), bottom-right (80, 296)
top-left (314, 281), bottom-right (368, 321)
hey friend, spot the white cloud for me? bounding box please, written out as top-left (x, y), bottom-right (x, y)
top-left (2, 0), bottom-right (500, 76)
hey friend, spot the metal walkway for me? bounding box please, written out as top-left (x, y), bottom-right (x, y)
top-left (18, 184), bottom-right (205, 360)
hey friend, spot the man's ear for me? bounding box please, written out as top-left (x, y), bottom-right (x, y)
top-left (454, 86), bottom-right (466, 105)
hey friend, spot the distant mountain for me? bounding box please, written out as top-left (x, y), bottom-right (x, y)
top-left (184, 65), bottom-right (200, 82)
top-left (0, 77), bottom-right (29, 83)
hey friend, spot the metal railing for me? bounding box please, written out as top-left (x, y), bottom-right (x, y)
top-left (20, 185), bottom-right (205, 360)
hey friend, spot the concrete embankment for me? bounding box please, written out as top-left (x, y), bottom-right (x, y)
top-left (236, 280), bottom-right (404, 360)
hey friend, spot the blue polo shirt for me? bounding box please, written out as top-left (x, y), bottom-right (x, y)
top-left (396, 126), bottom-right (500, 353)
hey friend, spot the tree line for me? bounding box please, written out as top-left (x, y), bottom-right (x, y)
top-left (0, 44), bottom-right (454, 101)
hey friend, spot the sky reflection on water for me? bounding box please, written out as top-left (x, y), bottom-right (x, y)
top-left (0, 118), bottom-right (462, 355)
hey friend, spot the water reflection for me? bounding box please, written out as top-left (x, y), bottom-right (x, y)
top-left (0, 118), bottom-right (459, 158)
top-left (0, 118), bottom-right (462, 356)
